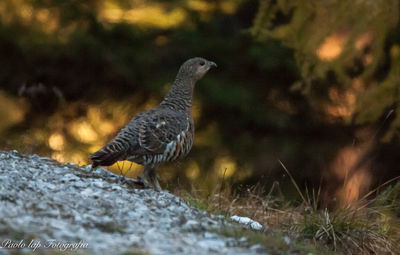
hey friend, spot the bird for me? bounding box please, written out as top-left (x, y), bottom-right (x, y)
top-left (90, 57), bottom-right (217, 191)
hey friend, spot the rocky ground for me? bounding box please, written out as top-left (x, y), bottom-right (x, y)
top-left (0, 150), bottom-right (267, 255)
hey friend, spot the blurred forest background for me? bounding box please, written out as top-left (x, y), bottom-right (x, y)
top-left (0, 0), bottom-right (399, 207)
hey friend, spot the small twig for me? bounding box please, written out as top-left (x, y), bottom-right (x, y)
top-left (278, 160), bottom-right (308, 205)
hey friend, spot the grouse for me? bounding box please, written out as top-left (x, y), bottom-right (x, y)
top-left (90, 57), bottom-right (217, 191)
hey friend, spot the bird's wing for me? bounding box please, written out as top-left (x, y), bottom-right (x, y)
top-left (90, 112), bottom-right (144, 167)
top-left (138, 111), bottom-right (190, 154)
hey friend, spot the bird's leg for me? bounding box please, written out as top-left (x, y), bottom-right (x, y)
top-left (88, 165), bottom-right (97, 174)
top-left (148, 167), bottom-right (162, 192)
top-left (141, 166), bottom-right (161, 191)
top-left (137, 166), bottom-right (151, 188)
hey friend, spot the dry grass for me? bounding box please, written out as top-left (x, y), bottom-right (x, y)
top-left (173, 175), bottom-right (400, 255)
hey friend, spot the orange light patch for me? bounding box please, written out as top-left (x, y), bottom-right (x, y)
top-left (48, 133), bottom-right (65, 151)
top-left (317, 32), bottom-right (348, 61)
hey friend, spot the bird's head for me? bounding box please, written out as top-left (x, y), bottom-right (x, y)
top-left (178, 57), bottom-right (217, 81)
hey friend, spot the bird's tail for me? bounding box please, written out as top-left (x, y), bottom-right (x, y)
top-left (90, 143), bottom-right (126, 168)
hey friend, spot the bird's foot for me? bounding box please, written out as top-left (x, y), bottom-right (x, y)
top-left (153, 184), bottom-right (162, 192)
top-left (137, 175), bottom-right (162, 191)
top-left (137, 175), bottom-right (152, 189)
top-left (149, 176), bottom-right (162, 192)
top-left (84, 164), bottom-right (97, 174)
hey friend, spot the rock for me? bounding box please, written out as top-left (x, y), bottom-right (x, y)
top-left (250, 244), bottom-right (268, 253)
top-left (230, 215), bottom-right (263, 231)
top-left (0, 151), bottom-right (263, 255)
top-left (284, 236), bottom-right (291, 244)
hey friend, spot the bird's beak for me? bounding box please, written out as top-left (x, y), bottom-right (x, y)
top-left (208, 61), bottom-right (217, 68)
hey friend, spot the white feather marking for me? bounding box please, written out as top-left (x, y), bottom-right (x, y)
top-left (165, 141), bottom-right (174, 154)
top-left (164, 141), bottom-right (176, 160)
top-left (156, 121), bottom-right (166, 128)
top-left (168, 143), bottom-right (177, 160)
top-left (180, 131), bottom-right (184, 144)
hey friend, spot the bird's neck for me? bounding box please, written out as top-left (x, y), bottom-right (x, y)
top-left (161, 74), bottom-right (196, 113)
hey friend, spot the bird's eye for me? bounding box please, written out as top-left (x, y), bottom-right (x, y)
top-left (199, 61), bottom-right (205, 66)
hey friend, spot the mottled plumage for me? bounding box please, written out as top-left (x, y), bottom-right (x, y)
top-left (90, 57), bottom-right (217, 191)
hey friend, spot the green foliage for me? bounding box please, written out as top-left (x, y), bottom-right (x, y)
top-left (176, 180), bottom-right (400, 255)
top-left (214, 224), bottom-right (336, 255)
top-left (181, 193), bottom-right (210, 211)
top-left (356, 45), bottom-right (400, 141)
top-left (374, 181), bottom-right (400, 216)
top-left (253, 0), bottom-right (400, 139)
top-left (295, 206), bottom-right (400, 254)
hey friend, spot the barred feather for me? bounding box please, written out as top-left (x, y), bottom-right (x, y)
top-left (90, 57), bottom-right (216, 190)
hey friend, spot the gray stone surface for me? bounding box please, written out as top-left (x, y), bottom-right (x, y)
top-left (0, 150), bottom-right (267, 255)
